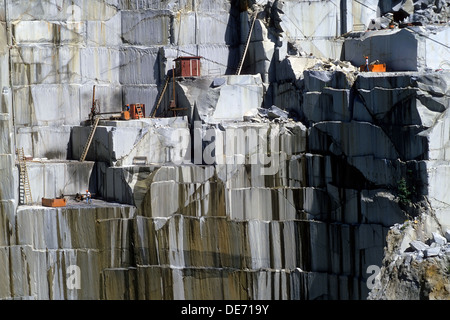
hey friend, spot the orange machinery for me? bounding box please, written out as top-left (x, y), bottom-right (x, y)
top-left (121, 104), bottom-right (145, 120)
top-left (360, 63), bottom-right (386, 72)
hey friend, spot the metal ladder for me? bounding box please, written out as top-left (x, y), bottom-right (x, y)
top-left (17, 147), bottom-right (32, 205)
top-left (151, 75), bottom-right (171, 118)
top-left (79, 117), bottom-right (100, 162)
top-left (236, 12), bottom-right (258, 75)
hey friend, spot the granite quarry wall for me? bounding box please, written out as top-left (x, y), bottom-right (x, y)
top-left (0, 0), bottom-right (449, 300)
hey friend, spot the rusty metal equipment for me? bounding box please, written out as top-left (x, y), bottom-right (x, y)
top-left (42, 197), bottom-right (67, 208)
top-left (151, 75), bottom-right (171, 117)
top-left (167, 66), bottom-right (187, 116)
top-left (152, 65), bottom-right (187, 118)
top-left (135, 104), bottom-right (144, 118)
top-left (123, 104), bottom-right (145, 120)
top-left (89, 85), bottom-right (101, 122)
top-left (174, 56), bottom-right (201, 77)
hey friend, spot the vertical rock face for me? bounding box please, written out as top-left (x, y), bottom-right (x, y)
top-left (85, 67), bottom-right (448, 299)
top-left (3, 204), bottom-right (136, 300)
top-left (0, 0), bottom-right (449, 300)
top-left (0, 23), bottom-right (17, 298)
top-left (344, 26), bottom-right (450, 71)
top-left (6, 0), bottom-right (239, 160)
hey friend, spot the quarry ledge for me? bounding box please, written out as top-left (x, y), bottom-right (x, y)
top-left (133, 213), bottom-right (385, 226)
top-left (17, 198), bottom-right (135, 211)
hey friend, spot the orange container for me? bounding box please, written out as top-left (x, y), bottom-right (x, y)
top-left (370, 63), bottom-right (386, 72)
top-left (42, 198), bottom-right (67, 207)
top-left (360, 63), bottom-right (386, 72)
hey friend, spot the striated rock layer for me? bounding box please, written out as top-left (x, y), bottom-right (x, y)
top-left (68, 70), bottom-right (448, 300)
top-left (0, 0), bottom-right (449, 300)
top-left (3, 63), bottom-right (450, 301)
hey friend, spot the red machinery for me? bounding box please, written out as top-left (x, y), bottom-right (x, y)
top-left (174, 56), bottom-right (201, 77)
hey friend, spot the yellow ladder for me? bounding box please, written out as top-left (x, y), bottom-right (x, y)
top-left (17, 148), bottom-right (32, 205)
top-left (79, 117), bottom-right (100, 162)
top-left (236, 12), bottom-right (258, 75)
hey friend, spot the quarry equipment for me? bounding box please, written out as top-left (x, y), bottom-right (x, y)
top-left (174, 56), bottom-right (201, 77)
top-left (167, 104), bottom-right (187, 117)
top-left (360, 61), bottom-right (387, 72)
top-left (42, 197), bottom-right (67, 208)
top-left (151, 66), bottom-right (187, 118)
top-left (368, 63), bottom-right (387, 72)
top-left (89, 85), bottom-right (101, 122)
top-left (152, 75), bottom-right (171, 117)
top-left (79, 116), bottom-right (100, 162)
top-left (167, 66), bottom-right (187, 116)
top-left (122, 104), bottom-right (145, 120)
top-left (135, 104), bottom-right (145, 118)
top-left (74, 192), bottom-right (93, 203)
top-left (89, 85), bottom-right (134, 121)
top-left (17, 147), bottom-right (32, 205)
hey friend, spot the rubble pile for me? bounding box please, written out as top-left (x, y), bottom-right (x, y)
top-left (307, 57), bottom-right (358, 74)
top-left (405, 230), bottom-right (450, 259)
top-left (410, 0), bottom-right (450, 24)
top-left (369, 216), bottom-right (450, 300)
